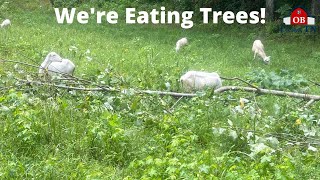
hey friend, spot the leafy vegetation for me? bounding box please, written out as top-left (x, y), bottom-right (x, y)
top-left (246, 69), bottom-right (309, 92)
top-left (0, 1), bottom-right (320, 179)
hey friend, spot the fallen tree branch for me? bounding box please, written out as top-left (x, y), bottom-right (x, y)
top-left (139, 89), bottom-right (196, 97)
top-left (214, 86), bottom-right (320, 101)
top-left (3, 59), bottom-right (320, 102)
top-left (15, 79), bottom-right (320, 102)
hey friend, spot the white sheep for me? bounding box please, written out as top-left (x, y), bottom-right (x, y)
top-left (48, 58), bottom-right (75, 76)
top-left (252, 40), bottom-right (270, 64)
top-left (176, 37), bottom-right (188, 52)
top-left (1, 19), bottom-right (11, 28)
top-left (39, 52), bottom-right (75, 76)
top-left (180, 71), bottom-right (222, 92)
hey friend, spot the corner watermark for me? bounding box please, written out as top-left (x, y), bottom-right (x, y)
top-left (280, 7), bottom-right (318, 33)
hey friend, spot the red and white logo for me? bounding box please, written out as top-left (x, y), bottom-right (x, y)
top-left (283, 8), bottom-right (315, 25)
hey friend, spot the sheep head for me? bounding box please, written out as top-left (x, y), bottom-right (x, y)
top-left (176, 37), bottom-right (188, 52)
top-left (263, 56), bottom-right (271, 64)
top-left (45, 52), bottom-right (62, 63)
top-left (39, 52), bottom-right (63, 75)
top-left (179, 72), bottom-right (194, 91)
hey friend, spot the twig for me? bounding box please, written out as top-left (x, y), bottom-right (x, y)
top-left (227, 151), bottom-right (255, 160)
top-left (138, 89), bottom-right (197, 97)
top-left (0, 86), bottom-right (13, 91)
top-left (212, 126), bottom-right (320, 145)
top-left (304, 99), bottom-right (315, 108)
top-left (220, 76), bottom-right (261, 91)
top-left (169, 96), bottom-right (184, 112)
top-left (54, 78), bottom-right (78, 81)
top-left (286, 140), bottom-right (320, 146)
top-left (1, 59), bottom-right (73, 78)
top-left (1, 59), bottom-right (112, 91)
top-left (17, 79), bottom-right (117, 92)
top-left (265, 132), bottom-right (320, 142)
top-left (15, 50), bottom-right (41, 65)
top-left (1, 59), bottom-right (40, 69)
top-left (309, 79), bottom-right (320, 87)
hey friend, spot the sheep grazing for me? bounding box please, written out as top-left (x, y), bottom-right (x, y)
top-left (252, 40), bottom-right (270, 64)
top-left (176, 37), bottom-right (188, 52)
top-left (1, 19), bottom-right (11, 28)
top-left (39, 52), bottom-right (75, 76)
top-left (180, 71), bottom-right (222, 92)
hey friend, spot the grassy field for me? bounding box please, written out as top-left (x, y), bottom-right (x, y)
top-left (0, 2), bottom-right (320, 179)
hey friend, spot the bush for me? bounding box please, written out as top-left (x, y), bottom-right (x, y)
top-left (246, 69), bottom-right (309, 92)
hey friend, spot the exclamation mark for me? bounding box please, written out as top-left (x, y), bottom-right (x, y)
top-left (260, 8), bottom-right (266, 24)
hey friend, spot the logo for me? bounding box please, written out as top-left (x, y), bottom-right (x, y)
top-left (283, 8), bottom-right (315, 25)
top-left (280, 7), bottom-right (317, 33)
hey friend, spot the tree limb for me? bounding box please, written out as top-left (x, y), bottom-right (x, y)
top-left (3, 59), bottom-right (320, 102)
top-left (214, 86), bottom-right (320, 101)
top-left (309, 79), bottom-right (320, 87)
top-left (15, 79), bottom-right (320, 102)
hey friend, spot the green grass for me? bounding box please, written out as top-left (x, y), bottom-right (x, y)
top-left (2, 8), bottom-right (320, 83)
top-left (0, 2), bottom-right (320, 179)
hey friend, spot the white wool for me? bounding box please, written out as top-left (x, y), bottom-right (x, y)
top-left (176, 37), bottom-right (188, 52)
top-left (252, 40), bottom-right (270, 63)
top-left (180, 71), bottom-right (222, 92)
top-left (39, 52), bottom-right (75, 76)
top-left (47, 59), bottom-right (75, 75)
top-left (1, 19), bottom-right (11, 28)
top-left (39, 52), bottom-right (62, 74)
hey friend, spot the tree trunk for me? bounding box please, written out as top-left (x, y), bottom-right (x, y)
top-left (311, 0), bottom-right (319, 16)
top-left (49, 0), bottom-right (54, 6)
top-left (266, 0), bottom-right (274, 21)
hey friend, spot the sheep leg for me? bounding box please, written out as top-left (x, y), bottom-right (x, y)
top-left (253, 51), bottom-right (257, 60)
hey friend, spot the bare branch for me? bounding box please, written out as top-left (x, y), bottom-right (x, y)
top-left (3, 59), bottom-right (320, 102)
top-left (1, 59), bottom-right (40, 69)
top-left (138, 89), bottom-right (196, 97)
top-left (15, 78), bottom-right (320, 102)
top-left (0, 86), bottom-right (13, 91)
top-left (17, 79), bottom-right (117, 92)
top-left (214, 86), bottom-right (320, 101)
top-left (304, 99), bottom-right (315, 108)
top-left (220, 76), bottom-right (261, 91)
top-left (1, 59), bottom-right (112, 91)
top-left (309, 79), bottom-right (320, 87)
